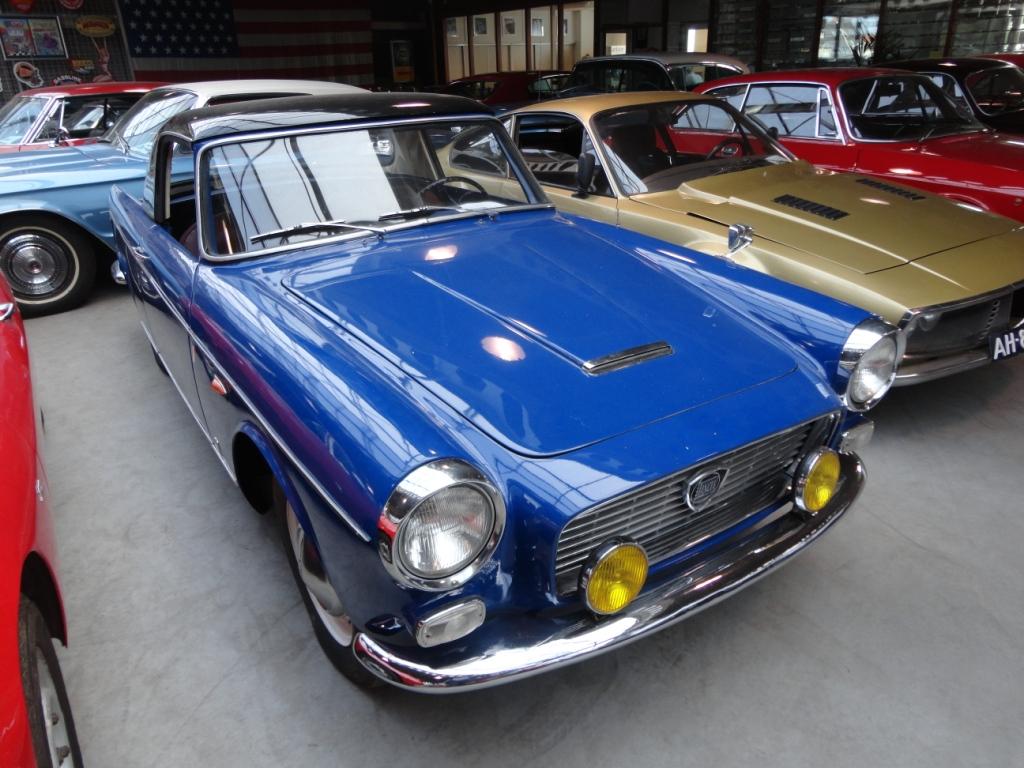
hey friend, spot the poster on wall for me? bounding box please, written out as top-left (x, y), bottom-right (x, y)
top-left (0, 17), bottom-right (67, 59)
top-left (28, 18), bottom-right (66, 57)
top-left (391, 39), bottom-right (414, 83)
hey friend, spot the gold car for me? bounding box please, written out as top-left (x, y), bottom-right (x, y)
top-left (506, 92), bottom-right (1024, 384)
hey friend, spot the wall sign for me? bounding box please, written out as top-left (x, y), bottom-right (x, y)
top-left (391, 39), bottom-right (414, 83)
top-left (0, 17), bottom-right (68, 59)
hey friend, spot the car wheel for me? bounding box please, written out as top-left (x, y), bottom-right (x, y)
top-left (18, 597), bottom-right (83, 768)
top-left (0, 216), bottom-right (96, 317)
top-left (278, 488), bottom-right (381, 688)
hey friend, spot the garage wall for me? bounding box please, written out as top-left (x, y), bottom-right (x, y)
top-left (0, 0), bottom-right (132, 99)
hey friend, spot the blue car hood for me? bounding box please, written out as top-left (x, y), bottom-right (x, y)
top-left (283, 214), bottom-right (805, 457)
top-left (0, 142), bottom-right (142, 193)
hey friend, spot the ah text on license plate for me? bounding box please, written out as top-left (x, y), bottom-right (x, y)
top-left (990, 327), bottom-right (1024, 362)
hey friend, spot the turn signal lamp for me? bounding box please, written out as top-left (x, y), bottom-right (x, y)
top-left (580, 540), bottom-right (648, 615)
top-left (795, 448), bottom-right (841, 514)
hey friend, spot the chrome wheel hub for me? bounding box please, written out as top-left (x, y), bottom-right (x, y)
top-left (1, 233), bottom-right (69, 296)
top-left (285, 502), bottom-right (354, 647)
top-left (35, 649), bottom-right (77, 767)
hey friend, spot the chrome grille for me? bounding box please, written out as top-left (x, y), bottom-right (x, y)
top-left (554, 415), bottom-right (835, 595)
top-left (905, 291), bottom-right (1014, 358)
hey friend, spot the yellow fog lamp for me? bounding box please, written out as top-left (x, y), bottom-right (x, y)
top-left (579, 539), bottom-right (649, 615)
top-left (794, 447), bottom-right (842, 514)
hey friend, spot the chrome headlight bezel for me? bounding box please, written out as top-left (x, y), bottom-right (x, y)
top-left (378, 459), bottom-right (506, 591)
top-left (840, 318), bottom-right (904, 412)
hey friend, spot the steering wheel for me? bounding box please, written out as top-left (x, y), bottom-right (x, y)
top-left (705, 137), bottom-right (749, 161)
top-left (418, 175), bottom-right (487, 200)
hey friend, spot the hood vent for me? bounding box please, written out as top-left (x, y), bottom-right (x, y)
top-left (773, 194), bottom-right (849, 221)
top-left (855, 177), bottom-right (926, 200)
top-left (582, 341), bottom-right (673, 375)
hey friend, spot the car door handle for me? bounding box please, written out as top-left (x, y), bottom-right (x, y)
top-left (0, 302), bottom-right (14, 322)
top-left (128, 244), bottom-right (147, 260)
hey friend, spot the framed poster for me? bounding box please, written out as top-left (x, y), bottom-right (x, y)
top-left (504, 16), bottom-right (516, 36)
top-left (28, 18), bottom-right (66, 57)
top-left (531, 18), bottom-right (544, 37)
top-left (0, 17), bottom-right (67, 59)
top-left (474, 16), bottom-right (488, 37)
top-left (391, 39), bottom-right (414, 83)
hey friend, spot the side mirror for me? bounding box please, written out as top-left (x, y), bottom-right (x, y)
top-left (574, 153), bottom-right (596, 198)
top-left (49, 126), bottom-right (71, 147)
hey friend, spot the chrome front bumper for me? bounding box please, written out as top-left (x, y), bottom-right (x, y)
top-left (353, 452), bottom-right (865, 692)
top-left (894, 348), bottom-right (992, 386)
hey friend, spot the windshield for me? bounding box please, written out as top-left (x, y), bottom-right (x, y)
top-left (965, 65), bottom-right (1024, 116)
top-left (592, 99), bottom-right (791, 195)
top-left (839, 75), bottom-right (981, 140)
top-left (105, 89), bottom-right (196, 155)
top-left (0, 96), bottom-right (49, 145)
top-left (200, 119), bottom-right (546, 257)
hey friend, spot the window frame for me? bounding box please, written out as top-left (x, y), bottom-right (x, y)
top-left (192, 115), bottom-right (551, 263)
top-left (705, 81), bottom-right (849, 145)
top-left (509, 110), bottom-right (615, 198)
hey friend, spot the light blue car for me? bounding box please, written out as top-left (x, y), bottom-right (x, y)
top-left (0, 79), bottom-right (360, 316)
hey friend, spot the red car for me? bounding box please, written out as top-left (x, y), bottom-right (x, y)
top-left (981, 52), bottom-right (1024, 69)
top-left (436, 71), bottom-right (566, 110)
top-left (697, 68), bottom-right (1024, 222)
top-left (0, 276), bottom-right (82, 767)
top-left (0, 81), bottom-right (165, 153)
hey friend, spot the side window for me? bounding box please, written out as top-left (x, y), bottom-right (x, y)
top-left (626, 61), bottom-right (672, 91)
top-left (745, 84), bottom-right (835, 139)
top-left (926, 72), bottom-right (972, 117)
top-left (448, 126), bottom-right (509, 177)
top-left (705, 84), bottom-right (748, 110)
top-left (673, 102), bottom-right (736, 132)
top-left (516, 114), bottom-right (610, 195)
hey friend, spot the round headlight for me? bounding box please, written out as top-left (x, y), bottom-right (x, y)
top-left (795, 448), bottom-right (841, 514)
top-left (379, 459), bottom-right (506, 590)
top-left (580, 540), bottom-right (649, 615)
top-left (841, 319), bottom-right (902, 411)
top-left (397, 484), bottom-right (495, 579)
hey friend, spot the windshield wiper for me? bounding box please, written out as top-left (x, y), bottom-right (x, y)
top-left (250, 219), bottom-right (385, 244)
top-left (376, 205), bottom-right (461, 222)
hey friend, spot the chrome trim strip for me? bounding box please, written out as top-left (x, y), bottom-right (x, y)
top-left (0, 302), bottom-right (14, 322)
top-left (138, 319), bottom-right (236, 483)
top-left (354, 452), bottom-right (864, 692)
top-left (581, 341), bottom-right (673, 375)
top-left (133, 259), bottom-right (370, 541)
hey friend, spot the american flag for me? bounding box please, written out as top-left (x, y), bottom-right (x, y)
top-left (123, 0), bottom-right (373, 85)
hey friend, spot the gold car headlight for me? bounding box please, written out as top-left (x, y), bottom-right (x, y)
top-left (795, 447), bottom-right (842, 514)
top-left (840, 319), bottom-right (903, 412)
top-left (580, 540), bottom-right (649, 615)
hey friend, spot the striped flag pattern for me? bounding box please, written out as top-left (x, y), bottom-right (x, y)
top-left (122, 0), bottom-right (373, 86)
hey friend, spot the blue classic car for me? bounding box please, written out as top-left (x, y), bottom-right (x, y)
top-left (110, 93), bottom-right (899, 691)
top-left (0, 79), bottom-right (361, 316)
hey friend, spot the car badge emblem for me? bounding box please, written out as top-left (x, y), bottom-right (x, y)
top-left (686, 468), bottom-right (728, 512)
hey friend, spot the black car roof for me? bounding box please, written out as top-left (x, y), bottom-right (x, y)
top-left (159, 91), bottom-right (494, 144)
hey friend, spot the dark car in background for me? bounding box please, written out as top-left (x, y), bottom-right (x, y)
top-left (885, 57), bottom-right (1024, 133)
top-left (435, 70), bottom-right (567, 110)
top-left (560, 52), bottom-right (749, 96)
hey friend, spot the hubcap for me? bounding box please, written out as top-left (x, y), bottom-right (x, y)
top-left (35, 649), bottom-right (77, 767)
top-left (285, 502), bottom-right (354, 647)
top-left (1, 233), bottom-right (70, 297)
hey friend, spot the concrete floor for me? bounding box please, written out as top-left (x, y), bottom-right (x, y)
top-left (24, 282), bottom-right (1024, 768)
